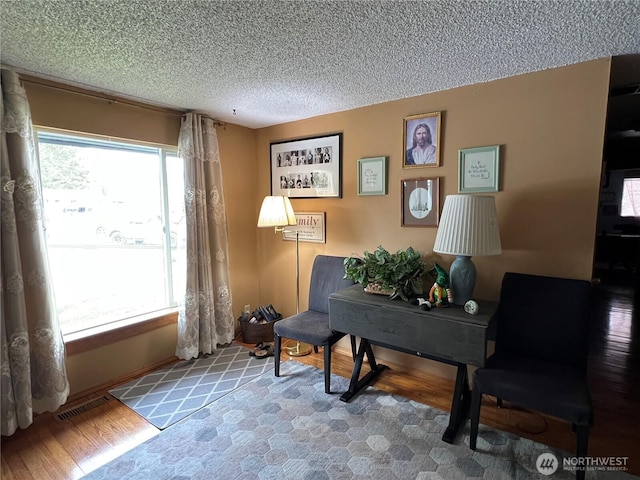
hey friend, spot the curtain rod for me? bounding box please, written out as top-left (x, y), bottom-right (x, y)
top-left (21, 76), bottom-right (185, 117)
top-left (19, 75), bottom-right (227, 128)
top-left (182, 111), bottom-right (226, 128)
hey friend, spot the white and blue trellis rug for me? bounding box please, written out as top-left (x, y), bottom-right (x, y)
top-left (109, 343), bottom-right (274, 429)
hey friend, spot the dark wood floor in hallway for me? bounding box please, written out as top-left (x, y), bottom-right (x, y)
top-left (586, 283), bottom-right (640, 465)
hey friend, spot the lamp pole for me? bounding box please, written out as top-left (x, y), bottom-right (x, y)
top-left (284, 228), bottom-right (312, 356)
top-left (295, 230), bottom-right (299, 314)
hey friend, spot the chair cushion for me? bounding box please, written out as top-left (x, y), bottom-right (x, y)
top-left (274, 310), bottom-right (346, 346)
top-left (473, 352), bottom-right (593, 426)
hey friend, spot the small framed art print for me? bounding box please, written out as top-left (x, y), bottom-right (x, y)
top-left (401, 177), bottom-right (440, 227)
top-left (357, 157), bottom-right (387, 196)
top-left (458, 145), bottom-right (500, 193)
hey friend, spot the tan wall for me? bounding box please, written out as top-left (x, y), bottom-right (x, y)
top-left (256, 59), bottom-right (610, 375)
top-left (24, 78), bottom-right (259, 395)
top-left (219, 123), bottom-right (260, 316)
top-left (22, 58), bottom-right (611, 392)
top-left (64, 324), bottom-right (177, 394)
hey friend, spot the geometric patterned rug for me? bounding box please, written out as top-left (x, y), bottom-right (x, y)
top-left (109, 343), bottom-right (274, 429)
top-left (87, 361), bottom-right (637, 479)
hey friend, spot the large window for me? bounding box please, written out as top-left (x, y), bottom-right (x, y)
top-left (37, 130), bottom-right (186, 335)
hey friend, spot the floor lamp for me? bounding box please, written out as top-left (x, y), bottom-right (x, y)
top-left (257, 196), bottom-right (312, 356)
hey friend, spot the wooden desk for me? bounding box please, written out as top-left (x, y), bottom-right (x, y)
top-left (329, 284), bottom-right (497, 443)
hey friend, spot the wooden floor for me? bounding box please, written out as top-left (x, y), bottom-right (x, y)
top-left (2, 283), bottom-right (639, 479)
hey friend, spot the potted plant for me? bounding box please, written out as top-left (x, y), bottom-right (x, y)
top-left (344, 246), bottom-right (427, 301)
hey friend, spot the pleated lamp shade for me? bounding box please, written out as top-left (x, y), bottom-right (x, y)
top-left (433, 195), bottom-right (502, 257)
top-left (257, 196), bottom-right (296, 228)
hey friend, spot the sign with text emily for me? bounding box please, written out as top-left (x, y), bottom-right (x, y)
top-left (283, 212), bottom-right (326, 243)
top-left (458, 145), bottom-right (500, 193)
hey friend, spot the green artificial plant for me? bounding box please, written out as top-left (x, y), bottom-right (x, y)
top-left (344, 245), bottom-right (427, 301)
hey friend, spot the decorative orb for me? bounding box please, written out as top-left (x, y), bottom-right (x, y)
top-left (464, 300), bottom-right (479, 315)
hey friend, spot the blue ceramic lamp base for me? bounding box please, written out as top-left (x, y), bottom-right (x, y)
top-left (449, 255), bottom-right (477, 305)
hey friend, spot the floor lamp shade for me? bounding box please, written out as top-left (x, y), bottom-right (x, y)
top-left (433, 195), bottom-right (501, 305)
top-left (257, 196), bottom-right (296, 230)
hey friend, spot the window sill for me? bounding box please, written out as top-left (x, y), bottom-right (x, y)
top-left (64, 309), bottom-right (179, 356)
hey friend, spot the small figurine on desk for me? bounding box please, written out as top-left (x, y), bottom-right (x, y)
top-left (410, 297), bottom-right (432, 311)
top-left (428, 262), bottom-right (453, 307)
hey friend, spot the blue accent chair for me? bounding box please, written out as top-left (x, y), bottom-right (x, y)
top-left (469, 272), bottom-right (593, 480)
top-left (274, 255), bottom-right (355, 393)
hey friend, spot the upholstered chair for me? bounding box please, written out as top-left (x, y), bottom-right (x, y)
top-left (469, 272), bottom-right (593, 480)
top-left (274, 255), bottom-right (355, 393)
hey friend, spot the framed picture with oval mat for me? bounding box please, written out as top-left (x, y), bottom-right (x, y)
top-left (401, 177), bottom-right (440, 227)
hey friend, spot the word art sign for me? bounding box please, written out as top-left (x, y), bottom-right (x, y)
top-left (458, 145), bottom-right (500, 193)
top-left (283, 212), bottom-right (326, 243)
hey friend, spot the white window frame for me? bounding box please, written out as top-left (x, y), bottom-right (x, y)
top-left (36, 128), bottom-right (184, 339)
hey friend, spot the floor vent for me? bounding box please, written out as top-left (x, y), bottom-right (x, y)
top-left (55, 395), bottom-right (110, 421)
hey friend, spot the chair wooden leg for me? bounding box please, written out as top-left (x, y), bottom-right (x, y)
top-left (323, 343), bottom-right (332, 394)
top-left (274, 334), bottom-right (281, 377)
top-left (575, 424), bottom-right (589, 480)
top-left (469, 387), bottom-right (482, 450)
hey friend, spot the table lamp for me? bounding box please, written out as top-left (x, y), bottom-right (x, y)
top-left (433, 195), bottom-right (502, 305)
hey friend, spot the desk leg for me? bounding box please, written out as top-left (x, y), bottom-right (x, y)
top-left (442, 364), bottom-right (470, 444)
top-left (339, 338), bottom-right (387, 403)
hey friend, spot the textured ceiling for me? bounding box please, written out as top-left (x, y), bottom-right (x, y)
top-left (1, 0), bottom-right (640, 129)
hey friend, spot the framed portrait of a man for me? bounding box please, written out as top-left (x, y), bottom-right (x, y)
top-left (403, 112), bottom-right (442, 168)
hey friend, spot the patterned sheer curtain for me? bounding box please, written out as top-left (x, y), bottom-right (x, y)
top-left (1, 69), bottom-right (69, 436)
top-left (176, 113), bottom-right (234, 359)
